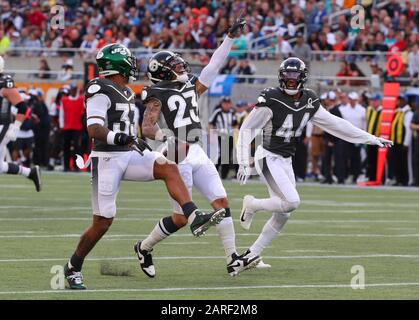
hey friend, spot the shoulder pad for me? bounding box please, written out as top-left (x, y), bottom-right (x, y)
top-left (141, 85), bottom-right (161, 103)
top-left (141, 87), bottom-right (150, 102)
top-left (304, 89), bottom-right (321, 109)
top-left (304, 88), bottom-right (318, 99)
top-left (85, 78), bottom-right (110, 99)
top-left (256, 87), bottom-right (278, 106)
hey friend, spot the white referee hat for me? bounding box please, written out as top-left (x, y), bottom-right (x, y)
top-left (348, 91), bottom-right (359, 100)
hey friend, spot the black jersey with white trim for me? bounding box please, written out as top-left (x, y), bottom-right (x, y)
top-left (85, 77), bottom-right (136, 152)
top-left (256, 87), bottom-right (320, 157)
top-left (0, 74), bottom-right (15, 125)
top-left (141, 74), bottom-right (202, 143)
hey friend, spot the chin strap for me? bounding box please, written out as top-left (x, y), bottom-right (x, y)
top-left (284, 88), bottom-right (299, 95)
top-left (282, 82), bottom-right (303, 95)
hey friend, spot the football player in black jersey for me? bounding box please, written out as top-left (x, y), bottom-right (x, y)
top-left (63, 44), bottom-right (225, 289)
top-left (236, 57), bottom-right (393, 266)
top-left (135, 13), bottom-right (261, 277)
top-left (0, 56), bottom-right (41, 191)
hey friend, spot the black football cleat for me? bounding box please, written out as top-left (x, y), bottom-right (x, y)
top-left (134, 241), bottom-right (155, 278)
top-left (190, 208), bottom-right (226, 237)
top-left (64, 263), bottom-right (86, 290)
top-left (227, 250), bottom-right (261, 277)
top-left (28, 165), bottom-right (41, 192)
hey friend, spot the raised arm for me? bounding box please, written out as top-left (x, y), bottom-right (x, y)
top-left (312, 105), bottom-right (393, 147)
top-left (195, 13), bottom-right (246, 96)
top-left (141, 97), bottom-right (166, 141)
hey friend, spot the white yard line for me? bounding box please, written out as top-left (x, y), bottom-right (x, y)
top-left (1, 254), bottom-right (419, 263)
top-left (1, 282), bottom-right (419, 295)
top-left (1, 232), bottom-right (419, 239)
top-left (302, 200), bottom-right (419, 208)
top-left (284, 250), bottom-right (337, 253)
top-left (0, 218), bottom-right (417, 224)
top-left (0, 231), bottom-right (35, 234)
top-left (284, 233), bottom-right (419, 238)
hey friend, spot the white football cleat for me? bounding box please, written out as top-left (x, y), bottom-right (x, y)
top-left (240, 195), bottom-right (256, 230)
top-left (255, 259), bottom-right (271, 269)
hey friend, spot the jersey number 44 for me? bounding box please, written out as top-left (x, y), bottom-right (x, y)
top-left (275, 112), bottom-right (310, 142)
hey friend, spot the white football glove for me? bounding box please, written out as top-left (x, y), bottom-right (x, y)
top-left (5, 121), bottom-right (22, 142)
top-left (374, 137), bottom-right (393, 148)
top-left (237, 165), bottom-right (252, 185)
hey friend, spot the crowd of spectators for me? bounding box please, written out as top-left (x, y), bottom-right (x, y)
top-left (1, 0), bottom-right (419, 184)
top-left (5, 81), bottom-right (419, 187)
top-left (0, 1), bottom-right (418, 73)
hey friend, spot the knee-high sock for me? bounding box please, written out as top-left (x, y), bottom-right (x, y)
top-left (249, 212), bottom-right (290, 257)
top-left (248, 196), bottom-right (299, 213)
top-left (141, 216), bottom-right (180, 251)
top-left (215, 209), bottom-right (236, 261)
top-left (1, 162), bottom-right (30, 177)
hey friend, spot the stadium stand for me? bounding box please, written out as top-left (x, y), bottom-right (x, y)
top-left (0, 0), bottom-right (418, 185)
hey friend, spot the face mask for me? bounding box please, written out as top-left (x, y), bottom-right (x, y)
top-left (174, 73), bottom-right (189, 83)
top-left (284, 88), bottom-right (299, 95)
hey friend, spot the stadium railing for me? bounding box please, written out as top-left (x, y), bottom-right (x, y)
top-left (4, 46), bottom-right (402, 65)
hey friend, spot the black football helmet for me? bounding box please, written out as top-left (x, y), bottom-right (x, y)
top-left (147, 51), bottom-right (191, 83)
top-left (278, 57), bottom-right (308, 95)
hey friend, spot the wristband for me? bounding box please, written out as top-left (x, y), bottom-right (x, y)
top-left (14, 120), bottom-right (22, 130)
top-left (106, 131), bottom-right (117, 145)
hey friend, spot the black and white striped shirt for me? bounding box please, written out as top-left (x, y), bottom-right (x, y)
top-left (209, 107), bottom-right (237, 136)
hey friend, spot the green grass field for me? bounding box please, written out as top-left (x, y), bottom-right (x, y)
top-left (0, 172), bottom-right (419, 300)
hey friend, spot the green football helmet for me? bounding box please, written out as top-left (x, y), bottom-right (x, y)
top-left (96, 43), bottom-right (138, 80)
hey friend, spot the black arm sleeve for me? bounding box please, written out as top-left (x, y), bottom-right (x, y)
top-left (15, 101), bottom-right (28, 115)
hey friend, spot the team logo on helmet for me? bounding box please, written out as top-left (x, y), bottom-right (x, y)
top-left (96, 50), bottom-right (104, 59)
top-left (148, 59), bottom-right (159, 72)
top-left (111, 46), bottom-right (128, 55)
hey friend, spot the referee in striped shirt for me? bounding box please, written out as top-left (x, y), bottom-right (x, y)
top-left (365, 93), bottom-right (382, 181)
top-left (209, 96), bottom-right (238, 179)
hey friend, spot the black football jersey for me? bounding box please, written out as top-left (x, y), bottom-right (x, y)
top-left (256, 87), bottom-right (321, 157)
top-left (141, 74), bottom-right (202, 143)
top-left (0, 74), bottom-right (15, 125)
top-left (85, 77), bottom-right (136, 152)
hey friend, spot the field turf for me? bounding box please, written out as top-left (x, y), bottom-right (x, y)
top-left (0, 172), bottom-right (418, 300)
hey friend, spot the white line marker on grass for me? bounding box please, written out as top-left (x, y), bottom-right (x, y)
top-left (1, 254), bottom-right (419, 263)
top-left (1, 282), bottom-right (419, 295)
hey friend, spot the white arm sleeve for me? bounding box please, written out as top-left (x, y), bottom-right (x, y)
top-left (237, 107), bottom-right (272, 166)
top-left (312, 105), bottom-right (379, 145)
top-left (86, 94), bottom-right (111, 126)
top-left (198, 36), bottom-right (233, 88)
top-left (306, 120), bottom-right (313, 138)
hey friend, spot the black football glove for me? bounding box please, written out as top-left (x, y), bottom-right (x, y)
top-left (114, 132), bottom-right (135, 146)
top-left (114, 133), bottom-right (152, 156)
top-left (131, 138), bottom-right (152, 156)
top-left (228, 11), bottom-right (246, 37)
